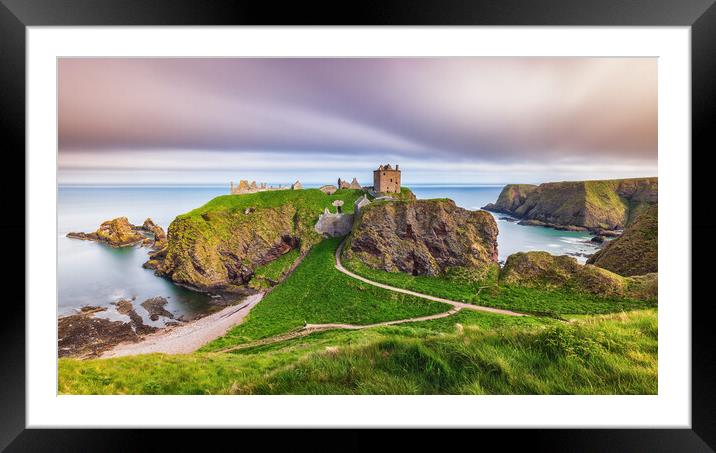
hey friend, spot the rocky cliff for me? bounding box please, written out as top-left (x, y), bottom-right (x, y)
top-left (586, 204), bottom-right (657, 276)
top-left (483, 178), bottom-right (657, 230)
top-left (343, 199), bottom-right (498, 277)
top-left (148, 189), bottom-right (363, 293)
top-left (500, 251), bottom-right (656, 300)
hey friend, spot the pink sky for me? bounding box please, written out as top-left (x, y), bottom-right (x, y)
top-left (58, 58), bottom-right (657, 184)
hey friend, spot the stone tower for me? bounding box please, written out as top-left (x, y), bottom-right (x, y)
top-left (373, 164), bottom-right (401, 193)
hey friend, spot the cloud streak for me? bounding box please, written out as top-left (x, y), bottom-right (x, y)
top-left (58, 58), bottom-right (657, 183)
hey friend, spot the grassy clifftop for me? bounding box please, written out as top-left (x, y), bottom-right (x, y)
top-left (151, 189), bottom-right (364, 293)
top-left (483, 177), bottom-right (657, 230)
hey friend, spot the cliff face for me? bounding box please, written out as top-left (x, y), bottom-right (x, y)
top-left (149, 189), bottom-right (363, 293)
top-left (500, 251), bottom-right (656, 300)
top-left (483, 178), bottom-right (657, 230)
top-left (343, 199), bottom-right (498, 277)
top-left (586, 204), bottom-right (657, 276)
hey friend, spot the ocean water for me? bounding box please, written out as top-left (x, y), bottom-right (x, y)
top-left (58, 185), bottom-right (601, 320)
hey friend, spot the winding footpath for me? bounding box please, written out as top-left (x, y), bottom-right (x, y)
top-left (103, 240), bottom-right (526, 357)
top-left (334, 241), bottom-right (525, 317)
top-left (216, 242), bottom-right (526, 353)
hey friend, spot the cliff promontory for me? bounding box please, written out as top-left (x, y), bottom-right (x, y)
top-left (148, 189), bottom-right (363, 293)
top-left (483, 177), bottom-right (657, 230)
top-left (343, 199), bottom-right (498, 277)
top-left (586, 204), bottom-right (657, 276)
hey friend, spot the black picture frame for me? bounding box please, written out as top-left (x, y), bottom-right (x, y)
top-left (2, 0), bottom-right (713, 450)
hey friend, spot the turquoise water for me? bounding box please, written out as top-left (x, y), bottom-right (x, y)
top-left (409, 185), bottom-right (600, 262)
top-left (58, 185), bottom-right (600, 320)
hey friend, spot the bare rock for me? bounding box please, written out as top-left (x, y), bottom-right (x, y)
top-left (344, 199), bottom-right (498, 276)
top-left (140, 296), bottom-right (174, 320)
top-left (67, 217), bottom-right (144, 247)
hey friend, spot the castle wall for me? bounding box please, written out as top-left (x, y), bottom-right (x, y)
top-left (373, 169), bottom-right (401, 193)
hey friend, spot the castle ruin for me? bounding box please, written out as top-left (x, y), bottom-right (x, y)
top-left (230, 179), bottom-right (303, 195)
top-left (373, 164), bottom-right (401, 194)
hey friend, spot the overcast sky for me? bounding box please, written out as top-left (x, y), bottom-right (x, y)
top-left (58, 58), bottom-right (657, 185)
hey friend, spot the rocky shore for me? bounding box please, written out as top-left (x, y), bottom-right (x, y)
top-left (58, 302), bottom-right (157, 358)
top-left (58, 296), bottom-right (205, 358)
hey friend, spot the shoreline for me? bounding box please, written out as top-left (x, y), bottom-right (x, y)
top-left (100, 293), bottom-right (264, 358)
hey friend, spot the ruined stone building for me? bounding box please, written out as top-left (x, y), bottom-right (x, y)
top-left (373, 164), bottom-right (401, 193)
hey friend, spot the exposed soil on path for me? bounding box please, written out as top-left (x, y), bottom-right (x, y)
top-left (90, 238), bottom-right (525, 359)
top-left (216, 240), bottom-right (529, 353)
top-left (334, 240), bottom-right (526, 317)
top-left (216, 307), bottom-right (463, 353)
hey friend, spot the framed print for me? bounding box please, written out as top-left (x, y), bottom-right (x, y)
top-left (2, 0), bottom-right (714, 450)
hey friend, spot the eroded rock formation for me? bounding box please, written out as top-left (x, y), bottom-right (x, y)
top-left (344, 199), bottom-right (498, 276)
top-left (67, 217), bottom-right (145, 247)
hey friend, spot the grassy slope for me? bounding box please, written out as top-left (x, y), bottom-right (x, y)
top-left (58, 309), bottom-right (656, 395)
top-left (171, 188), bottom-right (365, 257)
top-left (157, 188), bottom-right (366, 290)
top-left (342, 256), bottom-right (655, 316)
top-left (248, 248), bottom-right (301, 290)
top-left (183, 188), bottom-right (364, 218)
top-left (583, 180), bottom-right (630, 229)
top-left (200, 237), bottom-right (451, 351)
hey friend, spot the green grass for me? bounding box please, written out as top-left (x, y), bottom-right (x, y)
top-left (249, 249), bottom-right (301, 289)
top-left (58, 309), bottom-right (657, 395)
top-left (201, 237), bottom-right (451, 351)
top-left (183, 188), bottom-right (365, 219)
top-left (343, 256), bottom-right (500, 302)
top-left (341, 255), bottom-right (656, 316)
top-left (479, 285), bottom-right (656, 316)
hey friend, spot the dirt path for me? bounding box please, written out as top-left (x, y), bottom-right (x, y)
top-left (217, 241), bottom-right (529, 353)
top-left (102, 239), bottom-right (524, 357)
top-left (101, 293), bottom-right (264, 358)
top-left (216, 307), bottom-right (462, 353)
top-left (334, 240), bottom-right (526, 317)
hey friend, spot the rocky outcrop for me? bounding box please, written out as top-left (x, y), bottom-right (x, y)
top-left (147, 191), bottom-right (357, 293)
top-left (153, 208), bottom-right (308, 293)
top-left (483, 178), bottom-right (657, 230)
top-left (67, 217), bottom-right (145, 247)
top-left (343, 199), bottom-right (498, 276)
top-left (587, 204), bottom-right (657, 276)
top-left (499, 251), bottom-right (656, 300)
top-left (58, 313), bottom-right (140, 358)
top-left (139, 218), bottom-right (167, 249)
top-left (140, 296), bottom-right (174, 321)
top-left (67, 217), bottom-right (168, 249)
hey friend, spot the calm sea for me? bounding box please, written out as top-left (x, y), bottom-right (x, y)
top-left (58, 185), bottom-right (600, 321)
